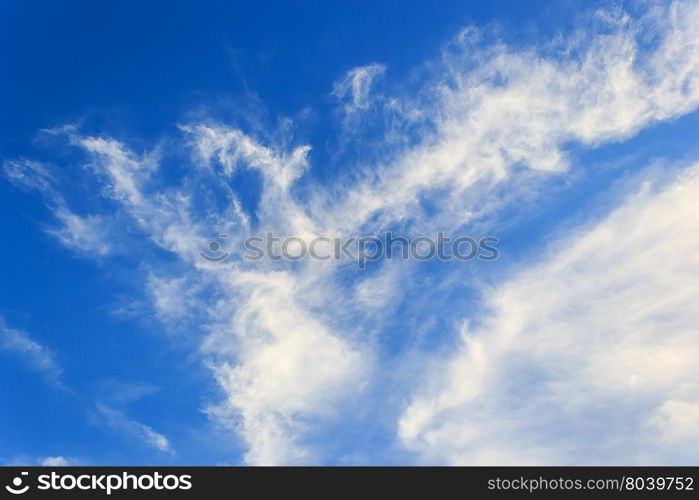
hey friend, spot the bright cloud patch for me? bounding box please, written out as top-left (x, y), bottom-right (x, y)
top-left (400, 164), bottom-right (699, 464)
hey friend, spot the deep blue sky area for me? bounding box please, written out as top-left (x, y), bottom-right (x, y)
top-left (0, 1), bottom-right (591, 145)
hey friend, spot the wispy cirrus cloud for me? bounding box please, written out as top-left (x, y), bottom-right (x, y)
top-left (3, 159), bottom-right (112, 256)
top-left (332, 63), bottom-right (385, 113)
top-left (0, 316), bottom-right (173, 459)
top-left (0, 317), bottom-right (63, 384)
top-left (95, 404), bottom-right (174, 455)
top-left (315, 1), bottom-right (699, 237)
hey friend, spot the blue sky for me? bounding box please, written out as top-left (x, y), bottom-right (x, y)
top-left (2, 0), bottom-right (699, 465)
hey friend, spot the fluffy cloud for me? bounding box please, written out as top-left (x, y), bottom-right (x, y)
top-left (399, 164), bottom-right (699, 464)
top-left (203, 269), bottom-right (368, 464)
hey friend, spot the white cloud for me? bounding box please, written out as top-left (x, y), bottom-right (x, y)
top-left (40, 456), bottom-right (71, 466)
top-left (332, 63), bottom-right (385, 112)
top-left (399, 163), bottom-right (699, 464)
top-left (1, 455), bottom-right (80, 466)
top-left (203, 269), bottom-right (368, 464)
top-left (3, 159), bottom-right (56, 193)
top-left (3, 159), bottom-right (112, 256)
top-left (646, 400), bottom-right (699, 445)
top-left (0, 317), bottom-right (63, 383)
top-left (77, 136), bottom-right (158, 207)
top-left (181, 124), bottom-right (311, 192)
top-left (49, 211), bottom-right (112, 256)
top-left (96, 404), bottom-right (174, 455)
top-left (317, 0), bottom-right (699, 235)
top-left (147, 274), bottom-right (200, 323)
top-left (57, 128), bottom-right (365, 464)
